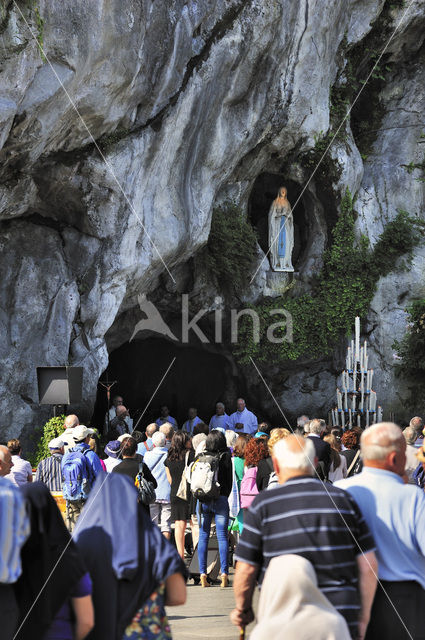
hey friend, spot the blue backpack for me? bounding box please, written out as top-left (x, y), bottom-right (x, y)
top-left (61, 447), bottom-right (94, 502)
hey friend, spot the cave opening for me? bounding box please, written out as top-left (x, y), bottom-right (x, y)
top-left (91, 336), bottom-right (247, 431)
top-left (248, 173), bottom-right (310, 271)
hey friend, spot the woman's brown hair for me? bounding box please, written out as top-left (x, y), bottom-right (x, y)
top-left (233, 434), bottom-right (251, 458)
top-left (244, 438), bottom-right (269, 467)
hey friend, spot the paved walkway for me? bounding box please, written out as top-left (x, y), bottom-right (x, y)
top-left (168, 569), bottom-right (258, 639)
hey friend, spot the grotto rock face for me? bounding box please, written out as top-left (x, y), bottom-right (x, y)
top-left (0, 0), bottom-right (424, 440)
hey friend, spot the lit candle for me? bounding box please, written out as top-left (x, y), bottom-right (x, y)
top-left (377, 406), bottom-right (383, 422)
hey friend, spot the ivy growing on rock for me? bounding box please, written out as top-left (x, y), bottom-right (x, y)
top-left (393, 299), bottom-right (425, 409)
top-left (201, 201), bottom-right (258, 300)
top-left (233, 189), bottom-right (423, 365)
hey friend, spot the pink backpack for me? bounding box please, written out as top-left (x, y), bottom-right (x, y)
top-left (240, 466), bottom-right (259, 508)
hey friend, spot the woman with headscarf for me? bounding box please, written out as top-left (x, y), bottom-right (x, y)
top-left (14, 482), bottom-right (93, 640)
top-left (73, 472), bottom-right (187, 640)
top-left (104, 440), bottom-right (122, 472)
top-left (249, 555), bottom-right (351, 640)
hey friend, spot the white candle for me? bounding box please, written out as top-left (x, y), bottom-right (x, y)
top-left (377, 406), bottom-right (383, 423)
top-left (360, 389), bottom-right (364, 411)
top-left (370, 390), bottom-right (376, 412)
top-left (370, 369), bottom-right (374, 390)
top-left (364, 341), bottom-right (367, 371)
top-left (337, 389), bottom-right (342, 412)
top-left (349, 408), bottom-right (352, 427)
top-left (355, 316), bottom-right (360, 362)
top-left (346, 349), bottom-right (350, 371)
top-left (353, 370), bottom-right (356, 392)
top-left (351, 340), bottom-right (355, 367)
top-left (357, 414), bottom-right (361, 427)
top-left (366, 370), bottom-right (370, 391)
top-left (341, 411), bottom-right (345, 427)
top-left (344, 390), bottom-right (348, 411)
top-left (352, 395), bottom-right (356, 411)
top-left (360, 346), bottom-right (364, 371)
top-left (360, 371), bottom-right (364, 392)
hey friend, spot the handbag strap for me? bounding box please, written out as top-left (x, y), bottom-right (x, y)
top-left (150, 451), bottom-right (167, 473)
top-left (347, 449), bottom-right (360, 475)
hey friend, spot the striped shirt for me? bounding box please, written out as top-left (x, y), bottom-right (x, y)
top-left (35, 453), bottom-right (63, 492)
top-left (235, 476), bottom-right (375, 637)
top-left (0, 477), bottom-right (30, 583)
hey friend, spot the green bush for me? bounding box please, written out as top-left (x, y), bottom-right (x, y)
top-left (32, 415), bottom-right (66, 467)
top-left (234, 189), bottom-right (423, 364)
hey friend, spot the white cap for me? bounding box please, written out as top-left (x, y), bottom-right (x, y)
top-left (117, 433), bottom-right (132, 442)
top-left (73, 425), bottom-right (94, 442)
top-left (48, 437), bottom-right (64, 450)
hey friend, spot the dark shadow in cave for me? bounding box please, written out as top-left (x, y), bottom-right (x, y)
top-left (91, 337), bottom-right (247, 431)
top-left (248, 173), bottom-right (309, 270)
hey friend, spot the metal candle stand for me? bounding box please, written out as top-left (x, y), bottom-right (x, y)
top-left (331, 316), bottom-right (383, 429)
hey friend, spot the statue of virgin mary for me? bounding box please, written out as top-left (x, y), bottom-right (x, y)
top-left (268, 186), bottom-right (294, 272)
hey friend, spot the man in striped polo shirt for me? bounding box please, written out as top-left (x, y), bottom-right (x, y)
top-left (35, 437), bottom-right (64, 492)
top-left (231, 435), bottom-right (377, 640)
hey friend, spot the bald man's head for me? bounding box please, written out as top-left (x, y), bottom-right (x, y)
top-left (146, 423), bottom-right (158, 438)
top-left (159, 422), bottom-right (174, 441)
top-left (64, 414), bottom-right (79, 430)
top-left (0, 445), bottom-right (13, 476)
top-left (361, 422), bottom-right (405, 476)
top-left (116, 405), bottom-right (128, 418)
top-left (409, 416), bottom-right (423, 434)
top-left (272, 434), bottom-right (316, 482)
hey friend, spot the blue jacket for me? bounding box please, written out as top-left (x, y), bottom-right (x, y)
top-left (143, 447), bottom-right (170, 501)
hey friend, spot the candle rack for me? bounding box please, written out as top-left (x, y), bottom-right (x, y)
top-left (331, 316), bottom-right (383, 428)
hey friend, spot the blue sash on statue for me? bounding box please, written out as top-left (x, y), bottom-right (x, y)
top-left (277, 217), bottom-right (286, 258)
